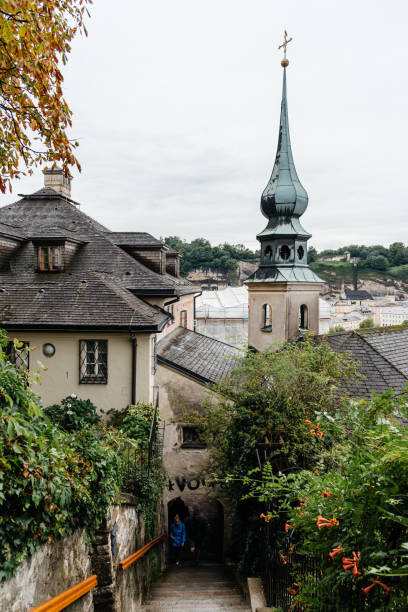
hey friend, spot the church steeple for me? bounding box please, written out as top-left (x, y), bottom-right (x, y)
top-left (250, 36), bottom-right (321, 282)
top-left (245, 33), bottom-right (324, 352)
top-left (260, 67), bottom-right (309, 223)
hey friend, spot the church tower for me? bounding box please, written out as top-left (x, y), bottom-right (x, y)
top-left (246, 34), bottom-right (323, 351)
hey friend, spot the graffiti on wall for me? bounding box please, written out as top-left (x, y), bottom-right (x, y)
top-left (168, 476), bottom-right (215, 492)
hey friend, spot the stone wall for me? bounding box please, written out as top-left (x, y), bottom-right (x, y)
top-left (0, 501), bottom-right (166, 612)
top-left (0, 530), bottom-right (92, 612)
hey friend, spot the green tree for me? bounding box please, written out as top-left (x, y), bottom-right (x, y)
top-left (308, 246), bottom-right (318, 263)
top-left (195, 337), bottom-right (358, 573)
top-left (0, 0), bottom-right (92, 192)
top-left (389, 242), bottom-right (408, 266)
top-left (359, 318), bottom-right (374, 329)
top-left (366, 254), bottom-right (389, 270)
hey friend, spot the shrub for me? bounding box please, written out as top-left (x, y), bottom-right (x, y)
top-left (44, 395), bottom-right (100, 431)
top-left (359, 318), bottom-right (374, 329)
top-left (0, 332), bottom-right (122, 581)
top-left (197, 335), bottom-right (358, 573)
top-left (248, 391), bottom-right (408, 610)
top-left (108, 402), bottom-right (158, 441)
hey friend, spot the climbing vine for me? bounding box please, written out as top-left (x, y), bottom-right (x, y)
top-left (0, 334), bottom-right (164, 581)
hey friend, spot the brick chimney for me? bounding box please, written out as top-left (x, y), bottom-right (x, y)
top-left (43, 167), bottom-right (71, 197)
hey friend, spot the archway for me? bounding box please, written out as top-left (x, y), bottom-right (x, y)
top-left (168, 494), bottom-right (224, 562)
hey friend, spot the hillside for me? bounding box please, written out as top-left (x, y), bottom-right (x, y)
top-left (162, 237), bottom-right (408, 295)
top-left (309, 260), bottom-right (408, 296)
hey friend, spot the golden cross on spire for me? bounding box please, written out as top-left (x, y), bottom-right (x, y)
top-left (278, 30), bottom-right (292, 67)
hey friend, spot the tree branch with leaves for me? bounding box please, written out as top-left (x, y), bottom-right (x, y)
top-left (0, 0), bottom-right (92, 193)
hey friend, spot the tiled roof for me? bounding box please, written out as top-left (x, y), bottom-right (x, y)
top-left (0, 275), bottom-right (168, 330)
top-left (0, 188), bottom-right (195, 330)
top-left (325, 327), bottom-right (408, 398)
top-left (106, 232), bottom-right (163, 246)
top-left (158, 327), bottom-right (242, 384)
top-left (344, 289), bottom-right (373, 300)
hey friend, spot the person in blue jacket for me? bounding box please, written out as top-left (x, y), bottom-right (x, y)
top-left (170, 514), bottom-right (186, 566)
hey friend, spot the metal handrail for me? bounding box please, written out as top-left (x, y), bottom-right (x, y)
top-left (30, 574), bottom-right (98, 612)
top-left (120, 533), bottom-right (165, 570)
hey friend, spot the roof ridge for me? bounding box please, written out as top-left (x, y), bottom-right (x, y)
top-left (356, 330), bottom-right (408, 380)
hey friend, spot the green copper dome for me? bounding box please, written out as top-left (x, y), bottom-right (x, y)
top-left (245, 62), bottom-right (323, 285)
top-left (261, 67), bottom-right (308, 220)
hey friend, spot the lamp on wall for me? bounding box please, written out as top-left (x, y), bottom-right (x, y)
top-left (42, 343), bottom-right (56, 357)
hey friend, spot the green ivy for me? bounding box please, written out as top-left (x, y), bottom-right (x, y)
top-left (0, 334), bottom-right (164, 581)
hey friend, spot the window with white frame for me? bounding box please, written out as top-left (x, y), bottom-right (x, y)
top-left (79, 340), bottom-right (107, 384)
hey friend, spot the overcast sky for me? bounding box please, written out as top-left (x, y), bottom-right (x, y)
top-left (3, 0), bottom-right (408, 251)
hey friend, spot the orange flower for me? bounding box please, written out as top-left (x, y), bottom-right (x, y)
top-left (289, 588), bottom-right (297, 595)
top-left (280, 553), bottom-right (288, 565)
top-left (317, 515), bottom-right (339, 530)
top-left (304, 419), bottom-right (312, 425)
top-left (284, 523), bottom-right (292, 532)
top-left (361, 583), bottom-right (375, 596)
top-left (342, 552), bottom-right (361, 577)
top-left (322, 491), bottom-right (333, 498)
top-left (329, 545), bottom-right (343, 559)
top-left (289, 545), bottom-right (294, 552)
top-left (317, 430), bottom-right (324, 437)
top-left (362, 577), bottom-right (390, 596)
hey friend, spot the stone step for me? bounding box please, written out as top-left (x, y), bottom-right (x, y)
top-left (142, 601), bottom-right (251, 612)
top-left (141, 564), bottom-right (250, 611)
top-left (151, 586), bottom-right (241, 599)
top-left (152, 584), bottom-right (239, 597)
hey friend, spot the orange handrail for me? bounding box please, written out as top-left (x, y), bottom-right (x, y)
top-left (30, 574), bottom-right (98, 612)
top-left (120, 533), bottom-right (166, 570)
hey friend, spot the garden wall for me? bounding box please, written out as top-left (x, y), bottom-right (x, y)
top-left (0, 498), bottom-right (166, 612)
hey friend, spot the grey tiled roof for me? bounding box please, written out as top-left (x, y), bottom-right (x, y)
top-left (158, 327), bottom-right (242, 384)
top-left (325, 327), bottom-right (408, 398)
top-left (0, 188), bottom-right (196, 330)
top-left (106, 232), bottom-right (162, 246)
top-left (0, 275), bottom-right (166, 329)
top-left (344, 289), bottom-right (373, 300)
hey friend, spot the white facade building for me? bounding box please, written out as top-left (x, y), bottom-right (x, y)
top-left (379, 307), bottom-right (408, 327)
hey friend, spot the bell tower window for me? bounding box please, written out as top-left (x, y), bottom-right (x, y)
top-left (297, 245), bottom-right (304, 260)
top-left (38, 246), bottom-right (62, 272)
top-left (279, 245), bottom-right (290, 260)
top-left (299, 304), bottom-right (308, 330)
top-left (264, 245), bottom-right (272, 258)
top-left (261, 304), bottom-right (272, 332)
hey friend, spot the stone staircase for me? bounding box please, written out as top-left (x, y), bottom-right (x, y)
top-left (141, 563), bottom-right (251, 611)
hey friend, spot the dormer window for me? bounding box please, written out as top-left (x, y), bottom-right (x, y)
top-left (38, 246), bottom-right (62, 272)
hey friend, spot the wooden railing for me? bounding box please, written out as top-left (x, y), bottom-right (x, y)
top-left (120, 533), bottom-right (166, 570)
top-left (29, 533), bottom-right (165, 611)
top-left (30, 575), bottom-right (98, 612)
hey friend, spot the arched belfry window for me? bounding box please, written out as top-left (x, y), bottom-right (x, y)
top-left (299, 304), bottom-right (308, 330)
top-left (264, 245), bottom-right (272, 259)
top-left (261, 304), bottom-right (272, 332)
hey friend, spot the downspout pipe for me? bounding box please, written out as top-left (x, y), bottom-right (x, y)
top-left (131, 333), bottom-right (137, 405)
